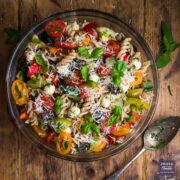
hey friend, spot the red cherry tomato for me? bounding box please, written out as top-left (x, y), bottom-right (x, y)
top-left (123, 53), bottom-right (130, 61)
top-left (104, 40), bottom-right (121, 57)
top-left (132, 112), bottom-right (141, 121)
top-left (65, 71), bottom-right (83, 87)
top-left (47, 130), bottom-right (56, 144)
top-left (127, 122), bottom-right (135, 128)
top-left (97, 66), bottom-right (111, 77)
top-left (27, 61), bottom-right (40, 77)
top-left (80, 90), bottom-right (88, 99)
top-left (40, 96), bottom-right (54, 110)
top-left (83, 23), bottom-right (99, 40)
top-left (55, 41), bottom-right (78, 49)
top-left (107, 135), bottom-right (116, 144)
top-left (45, 20), bottom-right (66, 38)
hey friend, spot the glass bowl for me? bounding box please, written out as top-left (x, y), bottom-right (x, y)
top-left (6, 9), bottom-right (159, 161)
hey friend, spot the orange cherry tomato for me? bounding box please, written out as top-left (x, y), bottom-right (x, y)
top-left (56, 132), bottom-right (72, 155)
top-left (83, 34), bottom-right (91, 46)
top-left (111, 125), bottom-right (131, 136)
top-left (11, 80), bottom-right (29, 106)
top-left (131, 71), bottom-right (143, 86)
top-left (91, 140), bottom-right (106, 152)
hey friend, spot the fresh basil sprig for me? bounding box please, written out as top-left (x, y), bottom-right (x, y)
top-left (81, 66), bottom-right (88, 82)
top-left (34, 54), bottom-right (48, 73)
top-left (108, 105), bottom-right (122, 125)
top-left (81, 115), bottom-right (100, 134)
top-left (4, 27), bottom-right (21, 43)
top-left (111, 60), bottom-right (126, 87)
top-left (54, 96), bottom-right (62, 115)
top-left (78, 47), bottom-right (104, 59)
top-left (156, 22), bottom-right (180, 68)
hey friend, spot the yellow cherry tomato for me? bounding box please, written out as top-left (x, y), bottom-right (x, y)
top-left (91, 140), bottom-right (107, 152)
top-left (131, 71), bottom-right (143, 86)
top-left (111, 125), bottom-right (131, 136)
top-left (83, 34), bottom-right (91, 46)
top-left (11, 80), bottom-right (29, 105)
top-left (56, 132), bottom-right (72, 155)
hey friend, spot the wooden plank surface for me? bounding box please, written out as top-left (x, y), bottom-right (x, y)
top-left (0, 0), bottom-right (179, 180)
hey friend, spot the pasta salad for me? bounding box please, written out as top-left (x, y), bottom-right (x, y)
top-left (11, 20), bottom-right (153, 155)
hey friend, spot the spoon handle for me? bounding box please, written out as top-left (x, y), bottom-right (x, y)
top-left (106, 147), bottom-right (146, 180)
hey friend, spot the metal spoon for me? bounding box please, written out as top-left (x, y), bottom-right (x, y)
top-left (106, 116), bottom-right (180, 180)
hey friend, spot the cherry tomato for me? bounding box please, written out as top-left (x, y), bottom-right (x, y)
top-left (80, 90), bottom-right (88, 99)
top-left (40, 96), bottom-right (54, 110)
top-left (97, 66), bottom-right (111, 77)
top-left (27, 61), bottom-right (40, 77)
top-left (66, 71), bottom-right (83, 86)
top-left (104, 40), bottom-right (121, 57)
top-left (56, 132), bottom-right (72, 155)
top-left (90, 140), bottom-right (106, 152)
top-left (127, 122), bottom-right (135, 128)
top-left (123, 53), bottom-right (130, 61)
top-left (45, 20), bottom-right (66, 38)
top-left (47, 130), bottom-right (56, 144)
top-left (55, 41), bottom-right (78, 49)
top-left (107, 135), bottom-right (116, 144)
top-left (83, 23), bottom-right (99, 40)
top-left (111, 125), bottom-right (131, 136)
top-left (11, 80), bottom-right (29, 106)
top-left (132, 112), bottom-right (141, 121)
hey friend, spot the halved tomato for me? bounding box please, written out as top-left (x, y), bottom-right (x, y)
top-left (104, 40), bottom-right (121, 57)
top-left (27, 61), bottom-right (40, 77)
top-left (97, 65), bottom-right (111, 77)
top-left (65, 71), bottom-right (83, 87)
top-left (45, 20), bottom-right (66, 38)
top-left (83, 23), bottom-right (99, 40)
top-left (55, 41), bottom-right (78, 49)
top-left (40, 96), bottom-right (54, 110)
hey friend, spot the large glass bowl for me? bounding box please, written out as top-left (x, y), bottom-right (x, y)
top-left (6, 9), bottom-right (159, 161)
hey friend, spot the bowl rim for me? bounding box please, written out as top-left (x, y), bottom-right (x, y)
top-left (6, 9), bottom-right (159, 162)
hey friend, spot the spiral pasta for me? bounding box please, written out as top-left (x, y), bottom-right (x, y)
top-left (117, 37), bottom-right (134, 60)
top-left (66, 22), bottom-right (80, 37)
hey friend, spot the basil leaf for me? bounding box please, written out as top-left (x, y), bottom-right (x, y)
top-left (55, 96), bottom-right (62, 106)
top-left (156, 51), bottom-right (171, 68)
top-left (81, 66), bottom-right (88, 82)
top-left (54, 106), bottom-right (61, 115)
top-left (78, 47), bottom-right (91, 58)
top-left (91, 123), bottom-right (100, 134)
top-left (169, 42), bottom-right (180, 52)
top-left (161, 22), bottom-right (174, 43)
top-left (108, 115), bottom-right (119, 125)
top-left (42, 65), bottom-right (48, 73)
top-left (86, 115), bottom-right (94, 123)
top-left (163, 36), bottom-right (170, 51)
top-left (113, 76), bottom-right (121, 87)
top-left (114, 105), bottom-right (122, 116)
top-left (91, 48), bottom-right (104, 58)
top-left (4, 27), bottom-right (21, 43)
top-left (87, 80), bottom-right (97, 87)
top-left (81, 123), bottom-right (91, 134)
top-left (116, 61), bottom-right (126, 73)
top-left (34, 54), bottom-right (47, 66)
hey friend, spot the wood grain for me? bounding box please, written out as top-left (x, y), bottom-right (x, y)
top-left (0, 0), bottom-right (179, 180)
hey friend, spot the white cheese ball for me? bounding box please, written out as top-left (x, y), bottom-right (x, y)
top-left (101, 96), bottom-right (111, 108)
top-left (63, 127), bottom-right (72, 134)
top-left (131, 59), bottom-right (142, 70)
top-left (25, 50), bottom-right (36, 63)
top-left (89, 72), bottom-right (100, 83)
top-left (68, 106), bottom-right (80, 118)
top-left (44, 85), bottom-right (55, 95)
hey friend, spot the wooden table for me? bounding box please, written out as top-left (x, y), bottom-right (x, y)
top-left (0, 0), bottom-right (179, 179)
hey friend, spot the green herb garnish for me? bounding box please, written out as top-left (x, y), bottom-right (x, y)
top-left (54, 96), bottom-right (62, 115)
top-left (156, 22), bottom-right (180, 68)
top-left (111, 60), bottom-right (126, 87)
top-left (34, 54), bottom-right (48, 73)
top-left (78, 47), bottom-right (104, 59)
top-left (4, 27), bottom-right (21, 43)
top-left (108, 105), bottom-right (122, 125)
top-left (81, 116), bottom-right (100, 134)
top-left (81, 66), bottom-right (88, 82)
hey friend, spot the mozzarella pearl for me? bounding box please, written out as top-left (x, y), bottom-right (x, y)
top-left (89, 72), bottom-right (100, 83)
top-left (131, 59), bottom-right (142, 70)
top-left (101, 96), bottom-right (111, 108)
top-left (44, 85), bottom-right (55, 95)
top-left (68, 106), bottom-right (80, 118)
top-left (25, 50), bottom-right (36, 63)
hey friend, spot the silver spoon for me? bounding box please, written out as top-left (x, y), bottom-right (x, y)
top-left (106, 116), bottom-right (180, 180)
